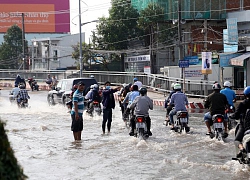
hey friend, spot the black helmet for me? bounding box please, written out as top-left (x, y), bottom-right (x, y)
top-left (19, 84), bottom-right (25, 89)
top-left (212, 83), bottom-right (221, 90)
top-left (131, 85), bottom-right (138, 91)
top-left (139, 87), bottom-right (147, 96)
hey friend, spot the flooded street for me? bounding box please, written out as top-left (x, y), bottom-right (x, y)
top-left (0, 90), bottom-right (249, 180)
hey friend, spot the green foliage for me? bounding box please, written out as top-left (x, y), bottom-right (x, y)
top-left (96, 0), bottom-right (141, 50)
top-left (0, 120), bottom-right (27, 180)
top-left (0, 24), bottom-right (25, 69)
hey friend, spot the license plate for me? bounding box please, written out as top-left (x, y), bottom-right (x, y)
top-left (136, 123), bottom-right (146, 129)
top-left (180, 118), bottom-right (187, 123)
top-left (214, 123), bottom-right (223, 128)
top-left (94, 107), bottom-right (100, 111)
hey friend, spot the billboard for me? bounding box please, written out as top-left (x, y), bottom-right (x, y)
top-left (0, 0), bottom-right (70, 33)
top-left (201, 52), bottom-right (212, 74)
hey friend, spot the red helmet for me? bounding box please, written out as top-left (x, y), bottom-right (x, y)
top-left (73, 84), bottom-right (78, 89)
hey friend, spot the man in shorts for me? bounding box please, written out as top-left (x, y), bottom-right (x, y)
top-left (71, 81), bottom-right (85, 141)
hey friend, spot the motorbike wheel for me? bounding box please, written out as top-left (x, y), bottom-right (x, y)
top-left (47, 95), bottom-right (55, 106)
top-left (138, 128), bottom-right (145, 140)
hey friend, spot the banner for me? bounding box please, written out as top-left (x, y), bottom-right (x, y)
top-left (201, 52), bottom-right (212, 74)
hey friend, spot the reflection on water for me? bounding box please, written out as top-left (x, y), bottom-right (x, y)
top-left (0, 90), bottom-right (250, 179)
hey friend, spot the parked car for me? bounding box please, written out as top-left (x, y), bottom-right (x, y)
top-left (47, 78), bottom-right (98, 106)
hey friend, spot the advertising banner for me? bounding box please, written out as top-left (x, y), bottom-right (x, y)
top-left (201, 52), bottom-right (212, 74)
top-left (0, 0), bottom-right (70, 33)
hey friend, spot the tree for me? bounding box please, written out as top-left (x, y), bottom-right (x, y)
top-left (95, 0), bottom-right (141, 50)
top-left (138, 3), bottom-right (177, 73)
top-left (71, 42), bottom-right (92, 70)
top-left (0, 120), bottom-right (27, 179)
top-left (0, 25), bottom-right (25, 69)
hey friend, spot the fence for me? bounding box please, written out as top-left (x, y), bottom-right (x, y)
top-left (0, 69), bottom-right (217, 98)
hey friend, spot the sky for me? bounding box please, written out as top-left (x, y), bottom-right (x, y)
top-left (69, 0), bottom-right (111, 42)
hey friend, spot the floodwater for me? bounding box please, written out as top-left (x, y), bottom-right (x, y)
top-left (0, 90), bottom-right (249, 180)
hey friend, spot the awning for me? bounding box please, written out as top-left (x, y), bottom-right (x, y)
top-left (229, 52), bottom-right (250, 66)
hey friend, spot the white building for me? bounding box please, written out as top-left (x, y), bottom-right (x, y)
top-left (31, 33), bottom-right (85, 70)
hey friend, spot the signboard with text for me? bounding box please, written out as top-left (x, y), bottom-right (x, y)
top-left (0, 0), bottom-right (70, 33)
top-left (179, 60), bottom-right (189, 68)
top-left (201, 52), bottom-right (212, 74)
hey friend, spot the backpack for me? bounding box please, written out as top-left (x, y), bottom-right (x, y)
top-left (243, 109), bottom-right (250, 131)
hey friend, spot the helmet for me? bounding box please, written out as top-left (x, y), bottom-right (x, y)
top-left (171, 83), bottom-right (175, 88)
top-left (73, 84), bottom-right (78, 89)
top-left (90, 75), bottom-right (94, 78)
top-left (244, 86), bottom-right (250, 96)
top-left (174, 83), bottom-right (181, 90)
top-left (139, 87), bottom-right (147, 96)
top-left (223, 81), bottom-right (231, 87)
top-left (93, 84), bottom-right (99, 89)
top-left (212, 83), bottom-right (221, 90)
top-left (131, 85), bottom-right (138, 91)
top-left (90, 85), bottom-right (94, 89)
top-left (133, 78), bottom-right (138, 82)
top-left (19, 84), bottom-right (25, 89)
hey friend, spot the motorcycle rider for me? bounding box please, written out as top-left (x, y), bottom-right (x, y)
top-left (168, 83), bottom-right (190, 131)
top-left (66, 84), bottom-right (78, 111)
top-left (122, 85), bottom-right (140, 120)
top-left (133, 77), bottom-right (142, 89)
top-left (220, 81), bottom-right (236, 111)
top-left (15, 74), bottom-right (26, 88)
top-left (118, 83), bottom-right (131, 119)
top-left (17, 84), bottom-right (30, 106)
top-left (10, 84), bottom-right (20, 102)
top-left (230, 86), bottom-right (250, 158)
top-left (128, 87), bottom-right (153, 136)
top-left (204, 83), bottom-right (229, 138)
top-left (28, 76), bottom-right (39, 91)
top-left (85, 85), bottom-right (94, 111)
top-left (165, 82), bottom-right (176, 123)
top-left (87, 84), bottom-right (101, 115)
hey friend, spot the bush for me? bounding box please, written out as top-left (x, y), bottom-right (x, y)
top-left (0, 120), bottom-right (27, 180)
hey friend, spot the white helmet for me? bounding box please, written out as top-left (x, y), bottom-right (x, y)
top-left (174, 83), bottom-right (181, 90)
top-left (90, 85), bottom-right (94, 89)
top-left (224, 81), bottom-right (231, 87)
top-left (93, 84), bottom-right (98, 89)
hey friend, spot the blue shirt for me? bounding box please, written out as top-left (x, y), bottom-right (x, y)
top-left (170, 91), bottom-right (188, 111)
top-left (71, 89), bottom-right (84, 115)
top-left (220, 87), bottom-right (236, 106)
top-left (122, 91), bottom-right (140, 105)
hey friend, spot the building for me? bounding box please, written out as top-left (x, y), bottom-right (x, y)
top-left (30, 33), bottom-right (85, 70)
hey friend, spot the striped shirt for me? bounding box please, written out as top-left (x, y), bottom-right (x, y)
top-left (71, 89), bottom-right (84, 115)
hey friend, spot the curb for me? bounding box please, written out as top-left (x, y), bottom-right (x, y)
top-left (0, 82), bottom-right (50, 91)
top-left (113, 93), bottom-right (205, 110)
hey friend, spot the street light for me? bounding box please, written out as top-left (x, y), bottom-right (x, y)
top-left (79, 0), bottom-right (83, 77)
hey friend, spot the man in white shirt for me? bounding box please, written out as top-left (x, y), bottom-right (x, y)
top-left (11, 84), bottom-right (20, 98)
top-left (133, 77), bottom-right (142, 89)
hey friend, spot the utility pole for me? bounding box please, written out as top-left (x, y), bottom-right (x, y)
top-left (79, 0), bottom-right (83, 78)
top-left (178, 0), bottom-right (185, 92)
top-left (47, 40), bottom-right (50, 70)
top-left (22, 13), bottom-right (25, 70)
top-left (204, 19), bottom-right (208, 95)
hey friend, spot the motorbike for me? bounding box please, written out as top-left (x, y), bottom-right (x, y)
top-left (18, 99), bottom-right (29, 108)
top-left (135, 115), bottom-right (148, 140)
top-left (226, 106), bottom-right (236, 130)
top-left (123, 108), bottom-right (132, 128)
top-left (211, 114), bottom-right (225, 141)
top-left (232, 124), bottom-right (250, 165)
top-left (9, 92), bottom-right (17, 104)
top-left (173, 111), bottom-right (189, 133)
top-left (28, 78), bottom-right (39, 91)
top-left (87, 100), bottom-right (101, 116)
